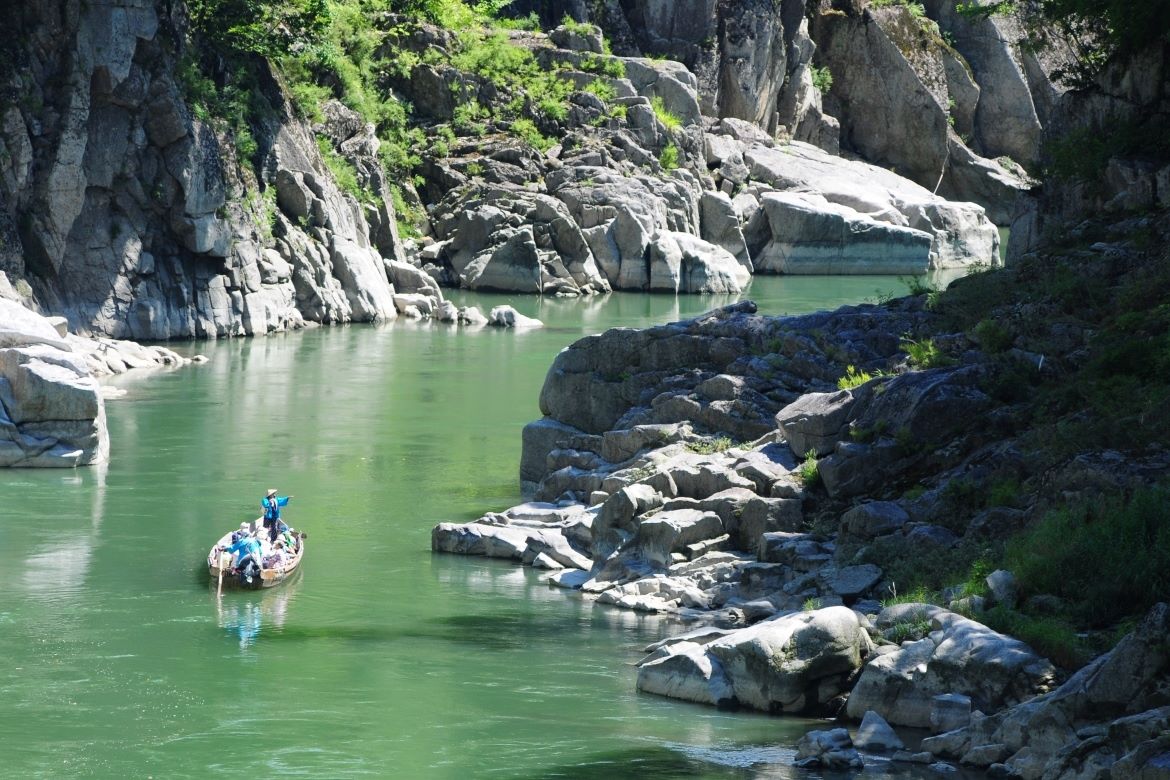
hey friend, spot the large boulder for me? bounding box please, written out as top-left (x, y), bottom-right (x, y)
top-left (647, 231), bottom-right (752, 294)
top-left (846, 607), bottom-right (1056, 728)
top-left (776, 388), bottom-right (859, 458)
top-left (754, 191), bottom-right (934, 275)
top-left (638, 606), bottom-right (874, 713)
top-left (0, 300), bottom-right (108, 467)
top-left (745, 141), bottom-right (999, 269)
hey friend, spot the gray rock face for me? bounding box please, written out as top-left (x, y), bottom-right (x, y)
top-left (810, 5), bottom-right (1036, 223)
top-left (745, 142), bottom-right (999, 270)
top-left (432, 186), bottom-right (610, 295)
top-left (638, 606), bottom-right (874, 713)
top-left (0, 0), bottom-right (404, 339)
top-left (921, 603), bottom-right (1170, 780)
top-left (0, 300), bottom-right (107, 467)
top-left (846, 607), bottom-right (1056, 728)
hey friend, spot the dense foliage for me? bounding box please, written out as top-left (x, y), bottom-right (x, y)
top-left (187, 0), bottom-right (331, 57)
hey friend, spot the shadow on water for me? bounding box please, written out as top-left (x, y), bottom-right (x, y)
top-left (227, 610), bottom-right (548, 651)
top-left (520, 745), bottom-right (742, 780)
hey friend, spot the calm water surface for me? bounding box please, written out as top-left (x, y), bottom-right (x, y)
top-left (1, 277), bottom-right (947, 778)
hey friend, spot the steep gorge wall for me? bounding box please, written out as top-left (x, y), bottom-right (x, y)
top-left (521, 0), bottom-right (1077, 224)
top-left (0, 0), bottom-right (402, 340)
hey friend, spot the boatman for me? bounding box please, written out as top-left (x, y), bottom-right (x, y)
top-left (262, 488), bottom-right (292, 544)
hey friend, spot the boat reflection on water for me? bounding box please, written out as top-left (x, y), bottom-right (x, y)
top-left (215, 572), bottom-right (302, 650)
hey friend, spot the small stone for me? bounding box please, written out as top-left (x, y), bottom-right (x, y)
top-left (855, 710), bottom-right (904, 752)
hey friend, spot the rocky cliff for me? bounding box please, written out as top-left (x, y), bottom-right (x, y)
top-left (0, 0), bottom-right (402, 340)
top-left (0, 0), bottom-right (1039, 341)
top-left (509, 0), bottom-right (1074, 223)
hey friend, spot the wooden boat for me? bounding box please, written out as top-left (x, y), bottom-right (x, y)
top-left (208, 524), bottom-right (305, 591)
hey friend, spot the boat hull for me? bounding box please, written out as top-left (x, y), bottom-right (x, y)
top-left (208, 529), bottom-right (304, 590)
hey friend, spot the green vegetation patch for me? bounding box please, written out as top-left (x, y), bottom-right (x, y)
top-left (1006, 486), bottom-right (1170, 628)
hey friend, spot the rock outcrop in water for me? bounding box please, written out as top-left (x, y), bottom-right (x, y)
top-left (1, 297), bottom-right (197, 467)
top-left (0, 299), bottom-right (109, 467)
top-left (432, 298), bottom-right (1067, 720)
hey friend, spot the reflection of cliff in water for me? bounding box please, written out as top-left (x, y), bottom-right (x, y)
top-left (10, 462), bottom-right (107, 605)
top-left (216, 575), bottom-right (300, 650)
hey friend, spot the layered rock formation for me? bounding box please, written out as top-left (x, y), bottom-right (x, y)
top-left (431, 297), bottom-right (1069, 729)
top-left (922, 602), bottom-right (1170, 780)
top-left (510, 0), bottom-right (1074, 224)
top-left (0, 296), bottom-right (205, 467)
top-left (0, 300), bottom-right (109, 467)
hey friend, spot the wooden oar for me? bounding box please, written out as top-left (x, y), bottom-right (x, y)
top-left (216, 550), bottom-right (232, 597)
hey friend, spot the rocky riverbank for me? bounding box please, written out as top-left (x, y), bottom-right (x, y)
top-left (433, 204), bottom-right (1170, 776)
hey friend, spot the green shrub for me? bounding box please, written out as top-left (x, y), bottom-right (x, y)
top-left (584, 78), bottom-right (616, 102)
top-left (973, 318), bottom-right (1015, 353)
top-left (903, 274), bottom-right (938, 296)
top-left (452, 101), bottom-right (487, 134)
top-left (559, 15), bottom-right (593, 35)
top-left (1006, 486), bottom-right (1170, 628)
top-left (902, 337), bottom-right (955, 369)
top-left (579, 53), bottom-right (626, 78)
top-left (981, 605), bottom-right (1093, 669)
top-left (315, 136), bottom-right (365, 201)
top-left (810, 65), bottom-right (833, 93)
top-left (510, 118), bottom-right (554, 152)
top-left (658, 143), bottom-right (679, 171)
top-left (879, 583), bottom-right (934, 607)
top-left (883, 617), bottom-right (933, 643)
top-left (798, 451), bottom-right (820, 487)
top-left (685, 436), bottom-right (735, 455)
top-left (188, 0), bottom-right (329, 58)
top-left (838, 364), bottom-right (878, 390)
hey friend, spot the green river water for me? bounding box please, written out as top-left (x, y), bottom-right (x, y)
top-left (1, 276), bottom-right (957, 779)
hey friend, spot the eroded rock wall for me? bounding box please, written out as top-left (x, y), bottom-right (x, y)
top-left (0, 0), bottom-right (402, 340)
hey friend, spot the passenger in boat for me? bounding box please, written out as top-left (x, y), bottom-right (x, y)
top-left (261, 488), bottom-right (292, 544)
top-left (223, 532), bottom-right (264, 585)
